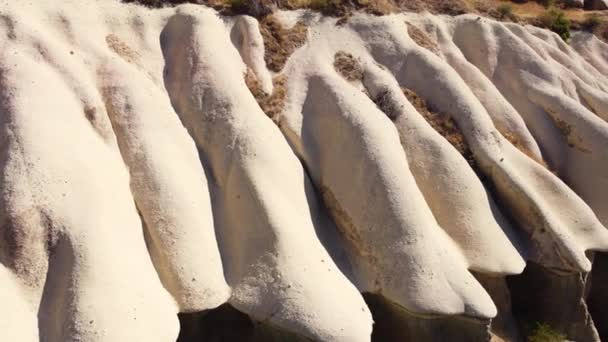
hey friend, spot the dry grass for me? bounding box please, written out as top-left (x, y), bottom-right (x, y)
top-left (406, 23), bottom-right (441, 56)
top-left (259, 15), bottom-right (308, 72)
top-left (244, 68), bottom-right (287, 124)
top-left (106, 34), bottom-right (140, 64)
top-left (400, 87), bottom-right (556, 177)
top-left (320, 184), bottom-right (377, 265)
top-left (549, 114), bottom-right (591, 153)
top-left (371, 90), bottom-right (399, 120)
top-left (122, 0), bottom-right (471, 16)
top-left (333, 51), bottom-right (364, 81)
top-left (123, 0), bottom-right (608, 46)
top-left (401, 87), bottom-right (478, 169)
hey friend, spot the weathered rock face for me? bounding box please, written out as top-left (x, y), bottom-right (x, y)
top-left (474, 274), bottom-right (521, 342)
top-left (585, 0), bottom-right (608, 10)
top-left (588, 253), bottom-right (608, 341)
top-left (571, 0), bottom-right (585, 8)
top-left (0, 1), bottom-right (607, 341)
top-left (363, 293), bottom-right (492, 342)
top-left (508, 262), bottom-right (600, 341)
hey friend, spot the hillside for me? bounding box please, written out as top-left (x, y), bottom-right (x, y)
top-left (0, 1), bottom-right (607, 341)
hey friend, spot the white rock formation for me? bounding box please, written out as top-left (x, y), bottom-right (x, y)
top-left (0, 1), bottom-right (607, 341)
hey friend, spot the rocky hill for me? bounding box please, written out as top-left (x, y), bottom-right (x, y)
top-left (0, 1), bottom-right (607, 341)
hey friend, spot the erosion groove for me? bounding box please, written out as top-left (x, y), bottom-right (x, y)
top-left (0, 1), bottom-right (608, 342)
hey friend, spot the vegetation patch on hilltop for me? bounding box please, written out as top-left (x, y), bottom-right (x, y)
top-left (122, 0), bottom-right (608, 43)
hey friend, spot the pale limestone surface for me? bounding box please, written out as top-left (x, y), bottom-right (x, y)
top-left (0, 1), bottom-right (607, 341)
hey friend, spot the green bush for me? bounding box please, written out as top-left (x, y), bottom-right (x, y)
top-left (539, 9), bottom-right (571, 41)
top-left (528, 322), bottom-right (566, 342)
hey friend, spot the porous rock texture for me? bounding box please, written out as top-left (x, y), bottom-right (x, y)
top-left (0, 1), bottom-right (608, 341)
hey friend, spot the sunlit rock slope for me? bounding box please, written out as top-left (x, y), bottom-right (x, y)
top-left (0, 1), bottom-right (607, 341)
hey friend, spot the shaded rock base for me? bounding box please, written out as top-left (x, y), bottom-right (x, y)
top-left (177, 304), bottom-right (311, 342)
top-left (588, 252), bottom-right (608, 341)
top-left (363, 293), bottom-right (491, 342)
top-left (474, 274), bottom-right (521, 342)
top-left (507, 261), bottom-right (600, 341)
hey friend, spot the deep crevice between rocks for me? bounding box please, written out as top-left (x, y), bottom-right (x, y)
top-left (473, 273), bottom-right (522, 342)
top-left (177, 303), bottom-right (312, 342)
top-left (363, 293), bottom-right (492, 342)
top-left (507, 261), bottom-right (601, 342)
top-left (405, 22), bottom-right (441, 57)
top-left (259, 15), bottom-right (308, 73)
top-left (244, 68), bottom-right (287, 124)
top-left (587, 252), bottom-right (608, 341)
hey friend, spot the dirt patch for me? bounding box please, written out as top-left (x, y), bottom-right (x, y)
top-left (551, 114), bottom-right (591, 153)
top-left (259, 15), bottom-right (308, 72)
top-left (245, 68), bottom-right (287, 124)
top-left (406, 23), bottom-right (440, 56)
top-left (371, 89), bottom-right (400, 121)
top-left (333, 51), bottom-right (364, 82)
top-left (319, 185), bottom-right (376, 266)
top-left (106, 34), bottom-right (140, 64)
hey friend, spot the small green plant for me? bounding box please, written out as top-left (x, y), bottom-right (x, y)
top-left (539, 9), bottom-right (571, 41)
top-left (527, 322), bottom-right (566, 342)
top-left (497, 4), bottom-right (516, 20)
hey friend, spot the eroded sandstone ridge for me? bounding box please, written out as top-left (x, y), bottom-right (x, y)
top-left (0, 1), bottom-right (607, 341)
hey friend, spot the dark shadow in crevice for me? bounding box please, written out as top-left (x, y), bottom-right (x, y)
top-left (363, 293), bottom-right (491, 342)
top-left (473, 273), bottom-right (522, 342)
top-left (177, 304), bottom-right (312, 342)
top-left (507, 261), bottom-right (600, 341)
top-left (587, 252), bottom-right (608, 341)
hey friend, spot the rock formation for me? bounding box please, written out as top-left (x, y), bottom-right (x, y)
top-left (0, 1), bottom-right (607, 341)
top-left (585, 0), bottom-right (608, 10)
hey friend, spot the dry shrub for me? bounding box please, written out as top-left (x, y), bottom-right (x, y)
top-left (259, 15), bottom-right (308, 72)
top-left (371, 90), bottom-right (399, 120)
top-left (333, 51), bottom-right (363, 82)
top-left (406, 23), bottom-right (440, 56)
top-left (292, 0), bottom-right (397, 17)
top-left (424, 0), bottom-right (472, 15)
top-left (122, 0), bottom-right (475, 17)
top-left (244, 68), bottom-right (287, 124)
top-left (401, 87), bottom-right (478, 168)
top-left (364, 0), bottom-right (399, 15)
